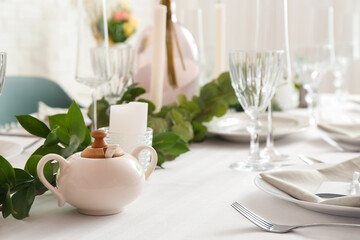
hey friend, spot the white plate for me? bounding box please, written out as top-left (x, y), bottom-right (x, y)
top-left (254, 176), bottom-right (360, 218)
top-left (207, 112), bottom-right (309, 142)
top-left (0, 140), bottom-right (23, 159)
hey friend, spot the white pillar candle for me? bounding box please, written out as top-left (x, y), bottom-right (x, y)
top-left (102, 0), bottom-right (111, 78)
top-left (214, 2), bottom-right (226, 78)
top-left (254, 0), bottom-right (260, 49)
top-left (283, 0), bottom-right (292, 80)
top-left (102, 0), bottom-right (109, 48)
top-left (109, 101), bottom-right (148, 134)
top-left (353, 13), bottom-right (359, 60)
top-left (109, 102), bottom-right (148, 154)
top-left (328, 6), bottom-right (336, 64)
top-left (150, 5), bottom-right (167, 111)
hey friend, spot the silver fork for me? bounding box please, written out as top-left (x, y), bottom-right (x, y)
top-left (231, 202), bottom-right (360, 233)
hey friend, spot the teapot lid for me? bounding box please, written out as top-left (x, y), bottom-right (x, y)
top-left (81, 130), bottom-right (124, 158)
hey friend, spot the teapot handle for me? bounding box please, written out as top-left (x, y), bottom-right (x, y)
top-left (132, 145), bottom-right (158, 180)
top-left (37, 154), bottom-right (68, 207)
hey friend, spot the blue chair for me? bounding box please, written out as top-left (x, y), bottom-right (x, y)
top-left (0, 76), bottom-right (73, 125)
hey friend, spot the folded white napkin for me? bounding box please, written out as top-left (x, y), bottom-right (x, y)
top-left (317, 122), bottom-right (360, 139)
top-left (260, 157), bottom-right (360, 207)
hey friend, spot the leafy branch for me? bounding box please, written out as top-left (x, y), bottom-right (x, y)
top-left (0, 101), bottom-right (91, 219)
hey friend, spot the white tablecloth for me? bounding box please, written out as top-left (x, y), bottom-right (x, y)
top-left (1, 122), bottom-right (360, 240)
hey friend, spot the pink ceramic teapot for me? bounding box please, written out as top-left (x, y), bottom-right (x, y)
top-left (37, 130), bottom-right (157, 215)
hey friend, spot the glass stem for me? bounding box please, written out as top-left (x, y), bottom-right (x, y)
top-left (305, 88), bottom-right (318, 126)
top-left (266, 103), bottom-right (274, 149)
top-left (248, 118), bottom-right (261, 162)
top-left (91, 88), bottom-right (97, 131)
top-left (334, 75), bottom-right (344, 101)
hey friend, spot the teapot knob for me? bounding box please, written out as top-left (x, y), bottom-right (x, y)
top-left (91, 130), bottom-right (107, 148)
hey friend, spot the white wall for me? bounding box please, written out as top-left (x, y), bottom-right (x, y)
top-left (0, 0), bottom-right (360, 106)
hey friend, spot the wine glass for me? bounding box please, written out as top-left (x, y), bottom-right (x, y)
top-left (101, 45), bottom-right (134, 105)
top-left (331, 12), bottom-right (359, 100)
top-left (255, 0), bottom-right (292, 162)
top-left (75, 0), bottom-right (112, 130)
top-left (294, 45), bottom-right (331, 125)
top-left (229, 50), bottom-right (284, 171)
top-left (0, 52), bottom-right (6, 94)
top-left (332, 43), bottom-right (355, 100)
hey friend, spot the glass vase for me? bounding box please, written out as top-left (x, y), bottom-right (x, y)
top-left (133, 0), bottom-right (200, 105)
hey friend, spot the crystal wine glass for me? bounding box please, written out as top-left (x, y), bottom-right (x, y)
top-left (330, 12), bottom-right (359, 100)
top-left (294, 45), bottom-right (331, 125)
top-left (101, 45), bottom-right (134, 105)
top-left (332, 43), bottom-right (355, 100)
top-left (229, 50), bottom-right (284, 171)
top-left (76, 0), bottom-right (112, 130)
top-left (257, 0), bottom-right (292, 162)
top-left (0, 52), bottom-right (6, 94)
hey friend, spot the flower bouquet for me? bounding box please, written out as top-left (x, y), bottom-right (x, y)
top-left (93, 0), bottom-right (138, 44)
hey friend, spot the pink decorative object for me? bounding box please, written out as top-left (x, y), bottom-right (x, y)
top-left (133, 0), bottom-right (200, 107)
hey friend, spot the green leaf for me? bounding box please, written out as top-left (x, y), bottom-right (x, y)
top-left (44, 126), bottom-right (60, 146)
top-left (192, 121), bottom-right (208, 142)
top-left (118, 83), bottom-right (146, 103)
top-left (162, 139), bottom-right (189, 155)
top-left (212, 100), bottom-right (229, 117)
top-left (0, 156), bottom-right (16, 188)
top-left (171, 109), bottom-right (185, 125)
top-left (153, 132), bottom-right (181, 150)
top-left (24, 155), bottom-right (42, 178)
top-left (2, 184), bottom-right (15, 218)
top-left (14, 168), bottom-right (33, 185)
top-left (67, 100), bottom-right (87, 142)
top-left (60, 135), bottom-right (81, 158)
top-left (32, 144), bottom-right (62, 157)
top-left (48, 114), bottom-right (70, 145)
top-left (148, 116), bottom-right (169, 135)
top-left (178, 94), bottom-right (201, 118)
top-left (12, 183), bottom-right (36, 219)
top-left (15, 115), bottom-right (51, 138)
top-left (170, 122), bottom-right (193, 143)
top-left (199, 82), bottom-right (219, 105)
top-left (156, 152), bottom-right (166, 167)
top-left (88, 98), bottom-right (110, 129)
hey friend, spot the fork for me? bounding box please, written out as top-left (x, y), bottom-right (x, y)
top-left (231, 202), bottom-right (360, 233)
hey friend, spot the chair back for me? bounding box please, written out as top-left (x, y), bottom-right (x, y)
top-left (0, 76), bottom-right (73, 125)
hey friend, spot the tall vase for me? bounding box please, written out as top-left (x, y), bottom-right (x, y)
top-left (133, 0), bottom-right (200, 105)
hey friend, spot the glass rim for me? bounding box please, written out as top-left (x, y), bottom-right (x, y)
top-left (293, 44), bottom-right (332, 50)
top-left (229, 49), bottom-right (284, 55)
top-left (101, 127), bottom-right (153, 134)
top-left (91, 45), bottom-right (132, 51)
